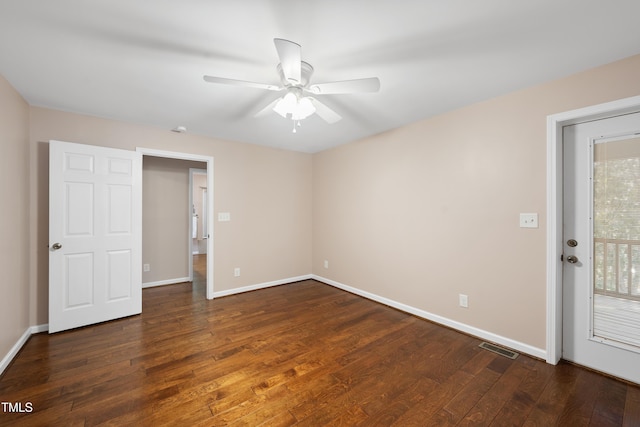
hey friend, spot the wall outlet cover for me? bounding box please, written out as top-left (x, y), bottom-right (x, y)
top-left (519, 213), bottom-right (538, 228)
top-left (459, 294), bottom-right (469, 308)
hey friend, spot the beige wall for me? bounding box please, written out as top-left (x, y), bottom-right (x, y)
top-left (312, 54), bottom-right (640, 351)
top-left (0, 74), bottom-right (30, 361)
top-left (29, 108), bottom-right (313, 324)
top-left (143, 157), bottom-right (206, 284)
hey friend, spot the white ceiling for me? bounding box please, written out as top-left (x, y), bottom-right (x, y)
top-left (1, 1), bottom-right (640, 153)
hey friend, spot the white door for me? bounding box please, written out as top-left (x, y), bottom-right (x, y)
top-left (49, 140), bottom-right (142, 333)
top-left (563, 112), bottom-right (640, 384)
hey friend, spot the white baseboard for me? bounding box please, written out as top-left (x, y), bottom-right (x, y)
top-left (1, 324), bottom-right (48, 375)
top-left (213, 274), bottom-right (313, 298)
top-left (312, 275), bottom-right (547, 361)
top-left (143, 277), bottom-right (191, 289)
top-left (31, 324), bottom-right (48, 334)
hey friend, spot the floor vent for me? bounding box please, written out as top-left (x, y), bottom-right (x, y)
top-left (479, 342), bottom-right (519, 359)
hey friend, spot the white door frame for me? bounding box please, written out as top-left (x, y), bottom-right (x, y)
top-left (137, 148), bottom-right (215, 300)
top-left (546, 95), bottom-right (640, 364)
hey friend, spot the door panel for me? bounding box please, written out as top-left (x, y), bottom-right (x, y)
top-left (107, 250), bottom-right (132, 300)
top-left (108, 185), bottom-right (132, 233)
top-left (563, 112), bottom-right (640, 384)
top-left (49, 140), bottom-right (142, 333)
top-left (66, 182), bottom-right (93, 235)
top-left (65, 253), bottom-right (93, 308)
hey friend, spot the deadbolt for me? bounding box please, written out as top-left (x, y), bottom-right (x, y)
top-left (566, 255), bottom-right (578, 264)
top-left (567, 239), bottom-right (578, 247)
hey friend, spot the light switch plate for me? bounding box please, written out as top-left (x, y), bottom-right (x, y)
top-left (520, 213), bottom-right (538, 228)
top-left (459, 294), bottom-right (468, 308)
top-left (218, 212), bottom-right (231, 222)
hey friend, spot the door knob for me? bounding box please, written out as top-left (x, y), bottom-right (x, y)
top-left (51, 243), bottom-right (62, 250)
top-left (566, 255), bottom-right (578, 264)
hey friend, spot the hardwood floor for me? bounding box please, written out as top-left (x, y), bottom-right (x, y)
top-left (2, 255), bottom-right (639, 426)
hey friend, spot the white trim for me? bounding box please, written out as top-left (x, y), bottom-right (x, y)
top-left (137, 147), bottom-right (215, 300)
top-left (546, 95), bottom-right (640, 365)
top-left (313, 275), bottom-right (547, 360)
top-left (1, 328), bottom-right (31, 375)
top-left (31, 324), bottom-right (49, 334)
top-left (142, 277), bottom-right (191, 289)
top-left (1, 324), bottom-right (48, 375)
top-left (213, 275), bottom-right (313, 298)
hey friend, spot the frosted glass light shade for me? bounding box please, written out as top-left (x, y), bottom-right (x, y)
top-left (273, 92), bottom-right (297, 118)
top-left (292, 97), bottom-right (316, 120)
top-left (273, 92), bottom-right (316, 120)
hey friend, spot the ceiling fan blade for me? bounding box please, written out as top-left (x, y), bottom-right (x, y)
top-left (254, 97), bottom-right (282, 117)
top-left (309, 77), bottom-right (380, 95)
top-left (310, 98), bottom-right (342, 124)
top-left (203, 75), bottom-right (281, 91)
top-left (274, 38), bottom-right (301, 85)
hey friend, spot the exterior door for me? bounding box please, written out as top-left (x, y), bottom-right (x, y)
top-left (563, 112), bottom-right (640, 384)
top-left (49, 140), bottom-right (142, 333)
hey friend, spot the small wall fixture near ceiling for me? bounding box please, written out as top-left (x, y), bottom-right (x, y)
top-left (203, 38), bottom-right (380, 133)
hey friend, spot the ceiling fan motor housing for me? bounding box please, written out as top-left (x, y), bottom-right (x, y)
top-left (278, 61), bottom-right (314, 88)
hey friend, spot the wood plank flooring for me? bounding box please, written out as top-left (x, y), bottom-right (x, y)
top-left (1, 255), bottom-right (639, 425)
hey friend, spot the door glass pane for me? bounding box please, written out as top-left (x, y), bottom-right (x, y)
top-left (593, 136), bottom-right (640, 348)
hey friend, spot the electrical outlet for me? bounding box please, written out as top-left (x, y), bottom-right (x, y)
top-left (519, 213), bottom-right (538, 228)
top-left (324, 260), bottom-right (329, 269)
top-left (143, 264), bottom-right (150, 272)
top-left (459, 294), bottom-right (468, 308)
top-left (234, 267), bottom-right (240, 277)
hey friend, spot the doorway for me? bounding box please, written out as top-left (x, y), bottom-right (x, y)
top-left (547, 95), bottom-right (640, 378)
top-left (138, 148), bottom-right (214, 299)
top-left (189, 168), bottom-right (208, 285)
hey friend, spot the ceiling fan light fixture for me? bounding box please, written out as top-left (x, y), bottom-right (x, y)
top-left (273, 92), bottom-right (297, 118)
top-left (204, 39), bottom-right (378, 127)
top-left (292, 96), bottom-right (316, 120)
top-left (273, 91), bottom-right (316, 121)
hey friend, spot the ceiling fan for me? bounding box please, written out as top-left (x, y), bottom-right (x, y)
top-left (203, 38), bottom-right (380, 131)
